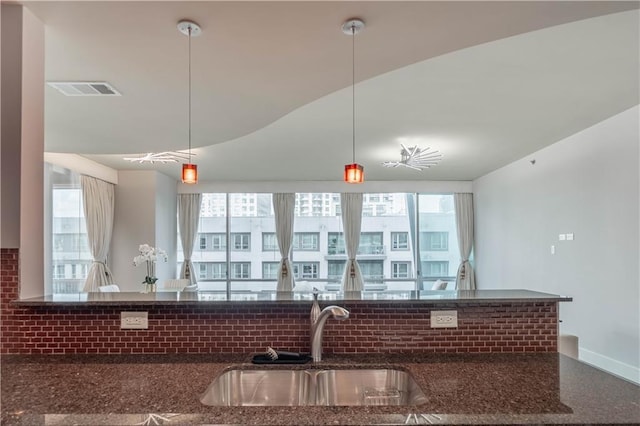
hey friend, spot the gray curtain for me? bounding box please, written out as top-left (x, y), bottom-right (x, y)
top-left (80, 175), bottom-right (115, 292)
top-left (454, 193), bottom-right (476, 290)
top-left (340, 193), bottom-right (364, 291)
top-left (273, 193), bottom-right (295, 292)
top-left (178, 193), bottom-right (202, 285)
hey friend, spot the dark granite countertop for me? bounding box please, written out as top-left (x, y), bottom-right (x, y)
top-left (13, 289), bottom-right (572, 307)
top-left (1, 352), bottom-right (637, 425)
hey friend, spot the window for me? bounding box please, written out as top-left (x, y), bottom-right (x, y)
top-left (231, 233), bottom-right (250, 251)
top-left (391, 232), bottom-right (409, 250)
top-left (211, 263), bottom-right (227, 279)
top-left (231, 262), bottom-right (250, 279)
top-left (327, 233), bottom-right (345, 255)
top-left (47, 164), bottom-right (92, 295)
top-left (293, 262), bottom-right (319, 279)
top-left (53, 264), bottom-right (65, 279)
top-left (262, 233), bottom-right (278, 251)
top-left (195, 262), bottom-right (227, 280)
top-left (211, 233), bottom-right (226, 251)
top-left (359, 233), bottom-right (384, 255)
top-left (359, 260), bottom-right (384, 282)
top-left (422, 261), bottom-right (449, 277)
top-left (421, 231), bottom-right (449, 251)
top-left (392, 262), bottom-right (411, 278)
top-left (262, 262), bottom-right (279, 279)
top-left (327, 260), bottom-right (345, 281)
top-left (179, 192), bottom-right (458, 294)
top-left (328, 232), bottom-right (383, 255)
top-left (293, 233), bottom-right (319, 251)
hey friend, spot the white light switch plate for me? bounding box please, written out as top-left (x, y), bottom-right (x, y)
top-left (566, 233), bottom-right (574, 241)
top-left (431, 310), bottom-right (458, 328)
top-left (559, 234), bottom-right (566, 241)
top-left (120, 311), bottom-right (148, 329)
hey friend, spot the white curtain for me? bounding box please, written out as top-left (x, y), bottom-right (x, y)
top-left (178, 193), bottom-right (202, 286)
top-left (81, 175), bottom-right (115, 292)
top-left (340, 193), bottom-right (364, 291)
top-left (454, 193), bottom-right (476, 290)
top-left (273, 193), bottom-right (295, 292)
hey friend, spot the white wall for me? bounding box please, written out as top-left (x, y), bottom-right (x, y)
top-left (155, 172), bottom-right (177, 280)
top-left (111, 171), bottom-right (178, 290)
top-left (473, 106), bottom-right (639, 383)
top-left (111, 171), bottom-right (158, 291)
top-left (0, 5), bottom-right (45, 299)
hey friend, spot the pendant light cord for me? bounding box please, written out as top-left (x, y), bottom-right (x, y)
top-left (188, 26), bottom-right (192, 165)
top-left (351, 24), bottom-right (356, 164)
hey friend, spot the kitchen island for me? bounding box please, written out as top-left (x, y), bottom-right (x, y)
top-left (1, 352), bottom-right (638, 425)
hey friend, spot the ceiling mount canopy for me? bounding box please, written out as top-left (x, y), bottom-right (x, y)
top-left (178, 20), bottom-right (202, 185)
top-left (343, 18), bottom-right (365, 184)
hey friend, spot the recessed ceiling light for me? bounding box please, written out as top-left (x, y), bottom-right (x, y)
top-left (47, 81), bottom-right (121, 96)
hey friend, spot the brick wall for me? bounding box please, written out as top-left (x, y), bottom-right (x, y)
top-left (1, 248), bottom-right (558, 355)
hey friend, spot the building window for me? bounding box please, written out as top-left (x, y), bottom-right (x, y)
top-left (328, 232), bottom-right (383, 255)
top-left (327, 233), bottom-right (345, 255)
top-left (231, 233), bottom-right (250, 251)
top-left (421, 232), bottom-right (448, 251)
top-left (199, 263), bottom-right (207, 279)
top-left (231, 262), bottom-right (250, 279)
top-left (392, 262), bottom-right (411, 278)
top-left (422, 261), bottom-right (449, 277)
top-left (293, 262), bottom-right (319, 279)
top-left (391, 232), bottom-right (409, 250)
top-left (359, 233), bottom-right (384, 255)
top-left (211, 233), bottom-right (226, 251)
top-left (328, 260), bottom-right (345, 281)
top-left (199, 236), bottom-right (207, 250)
top-left (262, 262), bottom-right (279, 279)
top-left (293, 233), bottom-right (319, 251)
top-left (359, 260), bottom-right (384, 282)
top-left (262, 233), bottom-right (278, 251)
top-left (53, 264), bottom-right (65, 279)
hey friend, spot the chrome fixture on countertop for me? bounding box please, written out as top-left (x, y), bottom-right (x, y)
top-left (310, 305), bottom-right (349, 362)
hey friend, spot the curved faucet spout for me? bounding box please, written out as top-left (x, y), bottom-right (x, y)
top-left (311, 305), bottom-right (349, 362)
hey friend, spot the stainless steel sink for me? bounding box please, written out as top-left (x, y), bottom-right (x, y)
top-left (200, 368), bottom-right (426, 406)
top-left (315, 368), bottom-right (427, 406)
top-left (199, 369), bottom-right (312, 406)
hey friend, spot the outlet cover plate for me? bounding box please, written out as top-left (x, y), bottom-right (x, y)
top-left (431, 310), bottom-right (458, 328)
top-left (120, 311), bottom-right (148, 329)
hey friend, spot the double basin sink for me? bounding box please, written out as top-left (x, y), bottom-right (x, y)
top-left (201, 368), bottom-right (426, 406)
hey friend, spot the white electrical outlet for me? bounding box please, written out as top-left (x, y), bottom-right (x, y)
top-left (566, 233), bottom-right (574, 241)
top-left (430, 310), bottom-right (458, 328)
top-left (120, 311), bottom-right (148, 329)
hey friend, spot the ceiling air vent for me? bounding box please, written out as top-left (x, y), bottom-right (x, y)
top-left (47, 81), bottom-right (121, 96)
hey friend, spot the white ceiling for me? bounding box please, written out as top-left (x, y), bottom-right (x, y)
top-left (25, 1), bottom-right (639, 182)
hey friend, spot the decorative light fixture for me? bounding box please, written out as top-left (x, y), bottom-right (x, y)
top-left (177, 20), bottom-right (202, 184)
top-left (124, 151), bottom-right (194, 164)
top-left (342, 18), bottom-right (365, 184)
top-left (382, 144), bottom-right (443, 171)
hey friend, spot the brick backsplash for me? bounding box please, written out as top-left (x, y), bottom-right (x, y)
top-left (1, 248), bottom-right (558, 355)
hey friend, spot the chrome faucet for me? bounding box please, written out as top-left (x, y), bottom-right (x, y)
top-left (310, 305), bottom-right (349, 362)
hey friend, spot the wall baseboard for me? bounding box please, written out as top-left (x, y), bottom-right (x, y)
top-left (579, 347), bottom-right (639, 384)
